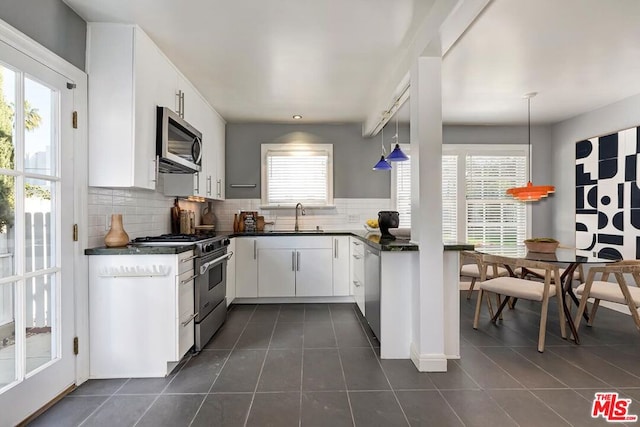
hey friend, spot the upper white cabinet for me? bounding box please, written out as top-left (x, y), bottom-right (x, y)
top-left (87, 23), bottom-right (225, 194)
top-left (87, 24), bottom-right (171, 189)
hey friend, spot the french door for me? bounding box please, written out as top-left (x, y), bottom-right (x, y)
top-left (0, 37), bottom-right (75, 425)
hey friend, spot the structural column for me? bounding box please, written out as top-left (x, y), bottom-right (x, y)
top-left (409, 56), bottom-right (446, 371)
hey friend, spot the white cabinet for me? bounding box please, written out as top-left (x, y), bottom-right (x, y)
top-left (163, 81), bottom-right (226, 200)
top-left (235, 238), bottom-right (258, 297)
top-left (87, 250), bottom-right (195, 378)
top-left (350, 237), bottom-right (365, 315)
top-left (257, 249), bottom-right (296, 297)
top-left (226, 238), bottom-right (236, 305)
top-left (295, 249), bottom-right (333, 296)
top-left (332, 236), bottom-right (350, 296)
top-left (256, 237), bottom-right (333, 297)
top-left (87, 23), bottom-right (177, 190)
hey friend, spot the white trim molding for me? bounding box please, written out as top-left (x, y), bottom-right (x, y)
top-left (410, 342), bottom-right (448, 372)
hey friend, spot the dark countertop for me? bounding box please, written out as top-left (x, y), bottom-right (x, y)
top-left (223, 230), bottom-right (473, 252)
top-left (84, 232), bottom-right (473, 255)
top-left (85, 245), bottom-right (195, 255)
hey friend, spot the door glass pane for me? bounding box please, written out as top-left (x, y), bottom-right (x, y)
top-left (0, 281), bottom-right (16, 388)
top-left (0, 174), bottom-right (15, 278)
top-left (26, 274), bottom-right (55, 374)
top-left (25, 178), bottom-right (54, 273)
top-left (0, 65), bottom-right (16, 171)
top-left (24, 77), bottom-right (56, 177)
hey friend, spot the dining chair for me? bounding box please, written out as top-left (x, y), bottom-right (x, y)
top-left (573, 260), bottom-right (640, 332)
top-left (460, 250), bottom-right (510, 300)
top-left (473, 255), bottom-right (567, 352)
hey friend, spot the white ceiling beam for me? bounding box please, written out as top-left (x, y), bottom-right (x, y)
top-left (362, 0), bottom-right (492, 137)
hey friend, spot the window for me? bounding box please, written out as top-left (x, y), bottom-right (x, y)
top-left (391, 145), bottom-right (411, 228)
top-left (261, 143), bottom-right (334, 206)
top-left (393, 144), bottom-right (529, 245)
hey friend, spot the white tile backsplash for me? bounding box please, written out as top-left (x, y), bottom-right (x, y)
top-left (87, 181), bottom-right (391, 248)
top-left (211, 198), bottom-right (391, 231)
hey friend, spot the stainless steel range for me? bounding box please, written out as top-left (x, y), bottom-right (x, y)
top-left (131, 233), bottom-right (232, 352)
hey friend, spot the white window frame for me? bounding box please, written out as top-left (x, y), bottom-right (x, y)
top-left (444, 144), bottom-right (532, 243)
top-left (390, 143), bottom-right (411, 227)
top-left (260, 143), bottom-right (334, 208)
top-left (392, 143), bottom-right (531, 241)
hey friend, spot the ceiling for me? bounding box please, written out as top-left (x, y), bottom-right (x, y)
top-left (64, 0), bottom-right (640, 126)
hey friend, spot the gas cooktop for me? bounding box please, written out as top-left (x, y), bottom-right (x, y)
top-left (131, 234), bottom-right (215, 244)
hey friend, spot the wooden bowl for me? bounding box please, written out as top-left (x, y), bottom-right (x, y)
top-left (524, 240), bottom-right (559, 253)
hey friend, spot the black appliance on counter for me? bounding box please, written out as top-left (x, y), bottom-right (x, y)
top-left (378, 211), bottom-right (400, 240)
top-left (131, 234), bottom-right (232, 352)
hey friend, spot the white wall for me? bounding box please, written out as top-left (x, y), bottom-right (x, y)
top-left (551, 93), bottom-right (640, 245)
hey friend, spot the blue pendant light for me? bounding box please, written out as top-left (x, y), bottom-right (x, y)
top-left (373, 128), bottom-right (392, 170)
top-left (386, 115), bottom-right (409, 162)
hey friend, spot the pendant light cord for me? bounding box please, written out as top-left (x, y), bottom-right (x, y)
top-left (528, 96), bottom-right (532, 182)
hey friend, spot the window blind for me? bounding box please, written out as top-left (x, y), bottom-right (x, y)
top-left (265, 148), bottom-right (331, 205)
top-left (442, 155), bottom-right (458, 242)
top-left (465, 155), bottom-right (527, 250)
top-left (395, 154), bottom-right (412, 228)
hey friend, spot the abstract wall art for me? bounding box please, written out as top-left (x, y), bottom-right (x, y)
top-left (576, 126), bottom-right (640, 260)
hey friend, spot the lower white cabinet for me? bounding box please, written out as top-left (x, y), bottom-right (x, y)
top-left (235, 237), bottom-right (258, 297)
top-left (258, 249), bottom-right (296, 297)
top-left (88, 250), bottom-right (195, 378)
top-left (350, 237), bottom-right (365, 315)
top-left (226, 238), bottom-right (236, 305)
top-left (256, 237), bottom-right (334, 297)
top-left (332, 236), bottom-right (350, 296)
top-left (294, 249), bottom-right (333, 296)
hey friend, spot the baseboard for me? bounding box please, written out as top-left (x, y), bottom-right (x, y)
top-left (232, 296), bottom-right (355, 304)
top-left (410, 342), bottom-right (448, 372)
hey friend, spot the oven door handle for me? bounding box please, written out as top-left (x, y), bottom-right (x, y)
top-left (199, 251), bottom-right (233, 275)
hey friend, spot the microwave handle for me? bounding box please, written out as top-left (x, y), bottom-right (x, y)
top-left (192, 136), bottom-right (203, 165)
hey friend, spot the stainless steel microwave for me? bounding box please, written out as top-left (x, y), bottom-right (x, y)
top-left (156, 106), bottom-right (202, 173)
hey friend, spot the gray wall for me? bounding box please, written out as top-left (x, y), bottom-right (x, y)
top-left (0, 0), bottom-right (86, 70)
top-left (551, 93), bottom-right (640, 246)
top-left (225, 123), bottom-right (395, 199)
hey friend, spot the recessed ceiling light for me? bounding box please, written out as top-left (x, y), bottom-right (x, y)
top-left (292, 115), bottom-right (302, 120)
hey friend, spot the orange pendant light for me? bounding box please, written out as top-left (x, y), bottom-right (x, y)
top-left (506, 92), bottom-right (555, 201)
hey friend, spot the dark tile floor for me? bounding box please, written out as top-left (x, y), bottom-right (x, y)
top-left (30, 293), bottom-right (640, 426)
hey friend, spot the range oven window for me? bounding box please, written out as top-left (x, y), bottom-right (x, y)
top-left (208, 262), bottom-right (223, 291)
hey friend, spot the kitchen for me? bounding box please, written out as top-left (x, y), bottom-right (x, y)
top-left (2, 0), bottom-right (640, 425)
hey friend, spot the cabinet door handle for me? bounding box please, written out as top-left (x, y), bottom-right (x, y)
top-left (292, 251), bottom-right (295, 271)
top-left (253, 240), bottom-right (257, 259)
top-left (207, 176), bottom-right (212, 195)
top-left (352, 241), bottom-right (361, 246)
top-left (181, 312), bottom-right (198, 327)
top-left (180, 91), bottom-right (185, 118)
top-left (180, 274), bottom-right (198, 285)
top-left (353, 280), bottom-right (361, 288)
top-left (297, 251), bottom-right (300, 271)
top-left (352, 254), bottom-right (362, 260)
top-left (194, 171), bottom-right (200, 194)
top-left (217, 179), bottom-right (222, 197)
top-left (175, 90), bottom-right (181, 115)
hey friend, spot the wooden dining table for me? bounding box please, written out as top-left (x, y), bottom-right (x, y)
top-left (474, 245), bottom-right (619, 344)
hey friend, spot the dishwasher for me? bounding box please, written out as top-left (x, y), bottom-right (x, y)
top-left (364, 246), bottom-right (381, 340)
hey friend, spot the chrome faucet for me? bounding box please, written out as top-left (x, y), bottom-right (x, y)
top-left (294, 202), bottom-right (306, 231)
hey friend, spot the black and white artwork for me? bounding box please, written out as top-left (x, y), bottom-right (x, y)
top-left (576, 126), bottom-right (640, 260)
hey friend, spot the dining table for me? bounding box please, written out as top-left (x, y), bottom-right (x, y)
top-left (474, 245), bottom-right (620, 344)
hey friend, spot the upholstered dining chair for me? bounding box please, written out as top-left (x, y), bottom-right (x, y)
top-left (573, 260), bottom-right (640, 332)
top-left (460, 250), bottom-right (510, 300)
top-left (473, 255), bottom-right (567, 352)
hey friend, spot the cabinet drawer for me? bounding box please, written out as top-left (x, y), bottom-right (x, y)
top-left (258, 236), bottom-right (332, 249)
top-left (178, 271), bottom-right (195, 319)
top-left (351, 239), bottom-right (364, 256)
top-left (178, 250), bottom-right (196, 275)
top-left (352, 253), bottom-right (364, 282)
top-left (178, 312), bottom-right (195, 357)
